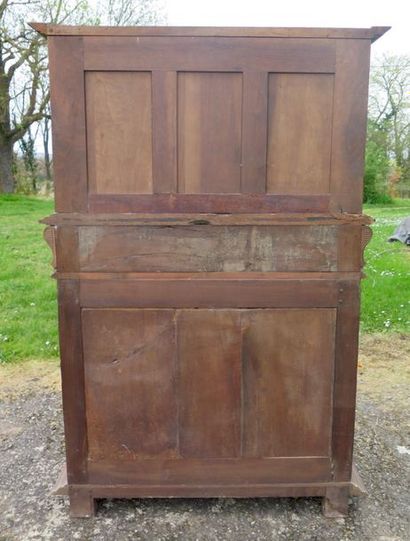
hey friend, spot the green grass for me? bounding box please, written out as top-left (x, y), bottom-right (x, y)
top-left (362, 199), bottom-right (410, 333)
top-left (0, 195), bottom-right (57, 363)
top-left (0, 195), bottom-right (409, 363)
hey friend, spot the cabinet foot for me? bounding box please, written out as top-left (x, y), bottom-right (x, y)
top-left (69, 487), bottom-right (96, 518)
top-left (322, 486), bottom-right (350, 518)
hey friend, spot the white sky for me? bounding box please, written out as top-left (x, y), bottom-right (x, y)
top-left (166, 0), bottom-right (410, 58)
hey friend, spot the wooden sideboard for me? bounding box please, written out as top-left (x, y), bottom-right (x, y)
top-left (32, 23), bottom-right (388, 517)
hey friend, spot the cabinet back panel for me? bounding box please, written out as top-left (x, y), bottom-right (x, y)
top-left (86, 71), bottom-right (153, 194)
top-left (267, 73), bottom-right (334, 194)
top-left (81, 307), bottom-right (335, 462)
top-left (177, 72), bottom-right (243, 193)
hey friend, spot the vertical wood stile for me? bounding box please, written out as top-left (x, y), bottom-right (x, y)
top-left (152, 71), bottom-right (178, 193)
top-left (329, 40), bottom-right (371, 213)
top-left (48, 36), bottom-right (88, 212)
top-left (332, 281), bottom-right (361, 479)
top-left (58, 280), bottom-right (88, 484)
top-left (241, 71), bottom-right (268, 193)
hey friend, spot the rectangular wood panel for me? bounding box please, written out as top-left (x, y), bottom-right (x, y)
top-left (88, 457), bottom-right (331, 485)
top-left (242, 309), bottom-right (335, 457)
top-left (86, 71), bottom-right (153, 194)
top-left (84, 37), bottom-right (336, 73)
top-left (267, 74), bottom-right (334, 194)
top-left (178, 72), bottom-right (242, 193)
top-left (78, 225), bottom-right (339, 272)
top-left (88, 193), bottom-right (331, 213)
top-left (79, 276), bottom-right (341, 309)
top-left (177, 310), bottom-right (242, 457)
top-left (82, 309), bottom-right (177, 460)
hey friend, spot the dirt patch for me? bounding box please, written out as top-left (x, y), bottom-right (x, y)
top-left (0, 360), bottom-right (60, 401)
top-left (0, 334), bottom-right (409, 541)
top-left (358, 333), bottom-right (410, 410)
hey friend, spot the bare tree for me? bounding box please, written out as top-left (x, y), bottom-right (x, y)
top-left (96, 0), bottom-right (166, 25)
top-left (0, 0), bottom-right (92, 193)
top-left (0, 0), bottom-right (166, 193)
top-left (368, 54), bottom-right (410, 182)
top-left (0, 1), bottom-right (46, 192)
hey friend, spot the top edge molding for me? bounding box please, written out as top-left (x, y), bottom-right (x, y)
top-left (29, 23), bottom-right (390, 42)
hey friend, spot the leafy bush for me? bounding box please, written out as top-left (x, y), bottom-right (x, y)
top-left (364, 136), bottom-right (393, 204)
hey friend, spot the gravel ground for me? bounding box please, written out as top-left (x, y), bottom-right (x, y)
top-left (0, 334), bottom-right (409, 541)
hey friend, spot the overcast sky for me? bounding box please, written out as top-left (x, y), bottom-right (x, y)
top-left (166, 0), bottom-right (410, 58)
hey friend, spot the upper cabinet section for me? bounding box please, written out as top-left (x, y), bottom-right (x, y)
top-left (38, 25), bottom-right (389, 214)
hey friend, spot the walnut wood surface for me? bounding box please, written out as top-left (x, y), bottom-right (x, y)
top-left (36, 24), bottom-right (384, 516)
top-left (30, 23), bottom-right (390, 41)
top-left (77, 225), bottom-right (340, 273)
top-left (44, 26), bottom-right (381, 214)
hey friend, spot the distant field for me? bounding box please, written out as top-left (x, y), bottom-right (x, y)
top-left (362, 199), bottom-right (410, 333)
top-left (0, 195), bottom-right (409, 362)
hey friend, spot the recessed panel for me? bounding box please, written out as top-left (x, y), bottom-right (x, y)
top-left (82, 309), bottom-right (177, 460)
top-left (267, 74), bottom-right (334, 194)
top-left (86, 71), bottom-right (153, 194)
top-left (178, 72), bottom-right (242, 193)
top-left (177, 310), bottom-right (242, 457)
top-left (242, 308), bottom-right (335, 457)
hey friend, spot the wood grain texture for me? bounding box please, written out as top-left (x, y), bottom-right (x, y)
top-left (83, 483), bottom-right (337, 499)
top-left (43, 226), bottom-right (56, 269)
top-left (152, 71), bottom-right (177, 193)
top-left (87, 457), bottom-right (331, 485)
top-left (79, 276), bottom-right (341, 309)
top-left (57, 280), bottom-right (88, 483)
top-left (267, 73), bottom-right (334, 194)
top-left (42, 27), bottom-right (377, 515)
top-left (48, 36), bottom-right (87, 212)
top-left (242, 309), bottom-right (335, 457)
top-left (337, 224), bottom-right (363, 271)
top-left (86, 71), bottom-right (153, 194)
top-left (83, 37), bottom-right (336, 73)
top-left (78, 225), bottom-right (339, 273)
top-left (43, 212), bottom-right (373, 227)
top-left (177, 310), bottom-right (242, 457)
top-left (55, 226), bottom-right (79, 272)
top-left (88, 193), bottom-right (331, 213)
top-left (32, 23), bottom-right (390, 40)
top-left (178, 72), bottom-right (242, 193)
top-left (82, 309), bottom-right (177, 460)
top-left (332, 282), bottom-right (361, 480)
top-left (241, 71), bottom-right (268, 192)
top-left (68, 487), bottom-right (95, 517)
top-left (330, 40), bottom-right (371, 213)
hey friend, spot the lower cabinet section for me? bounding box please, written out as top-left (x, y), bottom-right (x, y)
top-left (82, 308), bottom-right (336, 477)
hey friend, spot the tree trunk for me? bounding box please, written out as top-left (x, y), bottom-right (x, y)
top-left (43, 117), bottom-right (52, 183)
top-left (0, 138), bottom-right (14, 193)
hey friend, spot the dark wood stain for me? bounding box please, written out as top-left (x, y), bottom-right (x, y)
top-left (38, 23), bottom-right (384, 517)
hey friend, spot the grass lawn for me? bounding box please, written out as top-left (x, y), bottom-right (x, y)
top-left (0, 195), bottom-right (409, 363)
top-left (0, 195), bottom-right (57, 363)
top-left (362, 199), bottom-right (410, 333)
